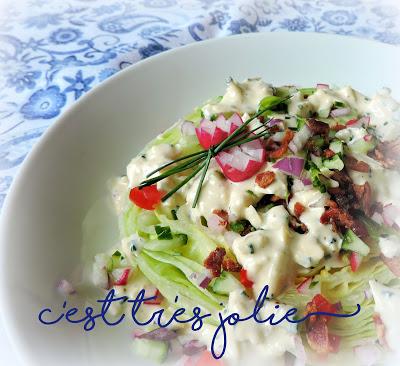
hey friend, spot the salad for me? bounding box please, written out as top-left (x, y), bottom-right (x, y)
top-left (87, 78), bottom-right (400, 365)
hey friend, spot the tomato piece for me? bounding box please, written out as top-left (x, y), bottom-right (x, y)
top-left (239, 269), bottom-right (254, 288)
top-left (129, 185), bottom-right (163, 210)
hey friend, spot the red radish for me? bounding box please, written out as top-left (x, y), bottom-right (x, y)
top-left (363, 134), bottom-right (373, 142)
top-left (112, 268), bottom-right (131, 286)
top-left (346, 118), bottom-right (359, 126)
top-left (273, 156), bottom-right (305, 178)
top-left (239, 269), bottom-right (254, 288)
top-left (306, 317), bottom-right (330, 354)
top-left (144, 288), bottom-right (163, 305)
top-left (350, 252), bottom-right (362, 272)
top-left (129, 185), bottom-right (164, 210)
top-left (317, 83), bottom-right (329, 89)
top-left (195, 113), bottom-right (243, 149)
top-left (215, 139), bottom-right (266, 182)
top-left (297, 277), bottom-right (312, 294)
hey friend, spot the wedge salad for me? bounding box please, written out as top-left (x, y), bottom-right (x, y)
top-left (89, 78), bottom-right (400, 366)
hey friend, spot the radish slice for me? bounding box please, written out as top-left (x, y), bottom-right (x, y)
top-left (181, 121), bottom-right (196, 136)
top-left (289, 125), bottom-right (312, 153)
top-left (144, 287), bottom-right (163, 305)
top-left (330, 108), bottom-right (351, 118)
top-left (273, 157), bottom-right (305, 178)
top-left (112, 268), bottom-right (131, 286)
top-left (317, 83), bottom-right (329, 89)
top-left (296, 277), bottom-right (312, 294)
top-left (350, 252), bottom-right (362, 272)
top-left (195, 113), bottom-right (243, 149)
top-left (215, 138), bottom-right (266, 182)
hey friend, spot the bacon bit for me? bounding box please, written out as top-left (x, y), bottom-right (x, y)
top-left (373, 314), bottom-right (388, 348)
top-left (370, 139), bottom-right (400, 169)
top-left (325, 199), bottom-right (338, 208)
top-left (306, 294), bottom-right (338, 323)
top-left (267, 129), bottom-right (294, 159)
top-left (306, 118), bottom-right (330, 135)
top-left (353, 182), bottom-right (372, 216)
top-left (322, 149), bottom-right (335, 158)
top-left (294, 202), bottom-right (306, 217)
top-left (320, 207), bottom-right (368, 238)
top-left (344, 156), bottom-right (370, 173)
top-left (222, 258), bottom-right (242, 272)
top-left (255, 171), bottom-right (276, 188)
top-left (381, 255), bottom-right (400, 277)
top-left (331, 124), bottom-right (346, 131)
top-left (204, 248), bottom-right (226, 277)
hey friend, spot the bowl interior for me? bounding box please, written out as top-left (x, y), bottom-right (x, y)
top-left (1, 32), bottom-right (400, 365)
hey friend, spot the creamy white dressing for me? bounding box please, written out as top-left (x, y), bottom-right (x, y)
top-left (379, 235), bottom-right (400, 258)
top-left (369, 281), bottom-right (400, 354)
top-left (202, 78), bottom-right (274, 116)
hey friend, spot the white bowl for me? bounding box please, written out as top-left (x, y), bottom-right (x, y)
top-left (1, 32), bottom-right (400, 366)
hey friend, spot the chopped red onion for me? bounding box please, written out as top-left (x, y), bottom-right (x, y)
top-left (382, 203), bottom-right (400, 227)
top-left (136, 328), bottom-right (177, 341)
top-left (182, 340), bottom-right (207, 356)
top-left (330, 108), bottom-right (351, 118)
top-left (189, 271), bottom-right (212, 289)
top-left (181, 121), bottom-right (196, 136)
top-left (273, 157), bottom-right (305, 178)
top-left (56, 279), bottom-right (76, 296)
top-left (316, 83), bottom-right (329, 89)
top-left (358, 116), bottom-right (371, 127)
top-left (301, 178), bottom-right (312, 186)
top-left (268, 118), bottom-right (284, 128)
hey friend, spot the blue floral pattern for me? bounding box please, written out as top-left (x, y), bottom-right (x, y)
top-left (0, 0), bottom-right (399, 210)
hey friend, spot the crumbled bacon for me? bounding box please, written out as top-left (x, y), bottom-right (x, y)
top-left (328, 186), bottom-right (360, 213)
top-left (322, 149), bottom-right (335, 158)
top-left (353, 182), bottom-right (372, 216)
top-left (331, 124), bottom-right (346, 131)
top-left (204, 248), bottom-right (226, 277)
top-left (306, 118), bottom-right (330, 136)
top-left (266, 129), bottom-right (294, 159)
top-left (255, 171), bottom-right (276, 188)
top-left (320, 207), bottom-right (368, 238)
top-left (344, 156), bottom-right (370, 173)
top-left (222, 258), bottom-right (242, 272)
top-left (294, 202), bottom-right (306, 217)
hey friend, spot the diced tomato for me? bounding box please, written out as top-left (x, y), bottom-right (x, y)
top-left (239, 269), bottom-right (254, 288)
top-left (129, 185), bottom-right (163, 210)
top-left (306, 294), bottom-right (338, 324)
top-left (113, 268), bottom-right (131, 286)
top-left (144, 289), bottom-right (163, 305)
top-left (350, 251), bottom-right (362, 272)
top-left (294, 202), bottom-right (306, 217)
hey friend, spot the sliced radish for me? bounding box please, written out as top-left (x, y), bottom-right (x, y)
top-left (112, 268), bottom-right (131, 286)
top-left (273, 156), bottom-right (305, 178)
top-left (363, 134), bottom-right (373, 142)
top-left (195, 113), bottom-right (243, 149)
top-left (296, 277), bottom-right (312, 294)
top-left (215, 139), bottom-right (266, 182)
top-left (350, 252), bottom-right (362, 272)
top-left (144, 288), bottom-right (163, 305)
top-left (317, 83), bottom-right (329, 89)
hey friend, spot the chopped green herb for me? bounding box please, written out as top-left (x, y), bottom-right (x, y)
top-left (248, 243), bottom-right (255, 254)
top-left (210, 114), bottom-right (218, 121)
top-left (310, 281), bottom-right (319, 288)
top-left (112, 250), bottom-right (122, 258)
top-left (334, 101), bottom-right (346, 108)
top-left (176, 233), bottom-right (188, 245)
top-left (171, 209), bottom-right (178, 220)
top-left (230, 221), bottom-right (245, 233)
top-left (246, 190), bottom-right (256, 197)
top-left (130, 243), bottom-right (137, 252)
top-left (141, 154), bottom-right (146, 159)
top-left (154, 225), bottom-right (173, 240)
top-left (200, 216), bottom-right (208, 227)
